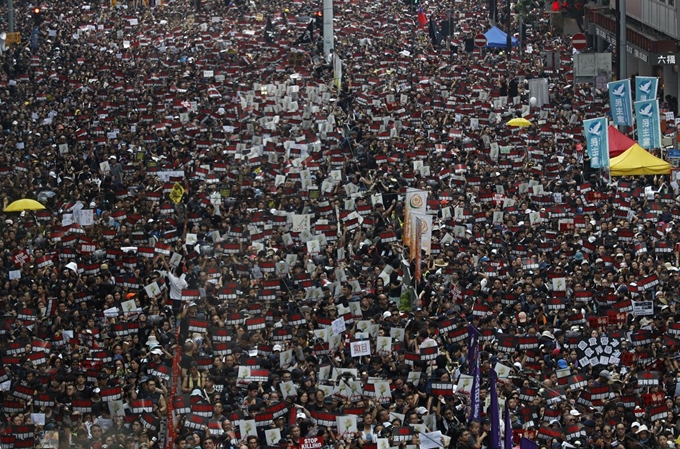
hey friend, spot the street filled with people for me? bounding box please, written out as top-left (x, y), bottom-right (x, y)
top-left (0, 0), bottom-right (679, 448)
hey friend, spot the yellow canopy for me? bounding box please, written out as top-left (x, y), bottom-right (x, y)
top-left (4, 198), bottom-right (46, 212)
top-left (609, 144), bottom-right (671, 176)
top-left (506, 118), bottom-right (532, 128)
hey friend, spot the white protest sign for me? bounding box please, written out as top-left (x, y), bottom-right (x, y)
top-left (631, 300), bottom-right (654, 316)
top-left (350, 340), bottom-right (371, 357)
top-left (331, 317), bottom-right (346, 335)
top-left (74, 209), bottom-right (94, 226)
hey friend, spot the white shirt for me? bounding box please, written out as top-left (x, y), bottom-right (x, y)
top-left (167, 272), bottom-right (188, 300)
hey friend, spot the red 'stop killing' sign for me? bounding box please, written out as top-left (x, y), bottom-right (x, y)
top-left (301, 437), bottom-right (324, 449)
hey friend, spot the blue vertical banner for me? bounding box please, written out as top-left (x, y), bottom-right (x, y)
top-left (635, 76), bottom-right (658, 101)
top-left (490, 369), bottom-right (501, 449)
top-left (583, 117), bottom-right (610, 169)
top-left (634, 99), bottom-right (662, 149)
top-left (608, 79), bottom-right (634, 126)
top-left (30, 27), bottom-right (40, 52)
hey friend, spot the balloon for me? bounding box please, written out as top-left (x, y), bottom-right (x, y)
top-left (529, 97), bottom-right (537, 106)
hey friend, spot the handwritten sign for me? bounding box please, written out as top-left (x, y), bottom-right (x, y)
top-left (331, 317), bottom-right (346, 335)
top-left (350, 340), bottom-right (371, 357)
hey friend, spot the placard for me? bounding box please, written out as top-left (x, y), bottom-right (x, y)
top-left (350, 340), bottom-right (371, 357)
top-left (331, 317), bottom-right (346, 335)
top-left (632, 300), bottom-right (654, 316)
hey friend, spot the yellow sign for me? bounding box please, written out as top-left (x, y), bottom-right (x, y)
top-left (5, 33), bottom-right (21, 44)
top-left (169, 182), bottom-right (185, 204)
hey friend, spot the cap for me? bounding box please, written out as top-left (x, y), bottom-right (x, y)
top-left (415, 406), bottom-right (428, 415)
top-left (151, 348), bottom-right (163, 355)
top-left (272, 344), bottom-right (282, 352)
top-left (599, 370), bottom-right (612, 380)
top-left (569, 410), bottom-right (581, 416)
top-left (583, 420), bottom-right (596, 427)
top-left (636, 425), bottom-right (649, 434)
top-left (382, 311), bottom-right (392, 319)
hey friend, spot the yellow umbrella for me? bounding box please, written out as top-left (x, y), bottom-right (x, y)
top-left (506, 117), bottom-right (532, 128)
top-left (4, 199), bottom-right (46, 212)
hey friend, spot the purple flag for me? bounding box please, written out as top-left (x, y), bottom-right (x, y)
top-left (469, 355), bottom-right (480, 423)
top-left (468, 325), bottom-right (480, 423)
top-left (520, 437), bottom-right (537, 449)
top-left (490, 369), bottom-right (500, 449)
top-left (504, 391), bottom-right (513, 449)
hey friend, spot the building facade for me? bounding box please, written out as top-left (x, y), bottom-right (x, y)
top-left (585, 0), bottom-right (679, 110)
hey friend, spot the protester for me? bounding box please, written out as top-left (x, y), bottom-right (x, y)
top-left (0, 0), bottom-right (678, 447)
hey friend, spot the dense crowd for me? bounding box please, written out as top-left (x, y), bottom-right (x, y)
top-left (0, 0), bottom-right (679, 447)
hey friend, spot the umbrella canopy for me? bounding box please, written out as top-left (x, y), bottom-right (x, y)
top-left (608, 125), bottom-right (638, 158)
top-left (484, 26), bottom-right (519, 48)
top-left (4, 199), bottom-right (46, 212)
top-left (609, 144), bottom-right (671, 176)
top-left (507, 118), bottom-right (532, 127)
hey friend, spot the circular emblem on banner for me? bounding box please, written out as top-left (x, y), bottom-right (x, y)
top-left (420, 220), bottom-right (429, 234)
top-left (410, 195), bottom-right (424, 208)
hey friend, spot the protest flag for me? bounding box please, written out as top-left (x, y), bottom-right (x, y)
top-left (468, 324), bottom-right (481, 423)
top-left (634, 99), bottom-right (662, 149)
top-left (635, 76), bottom-right (658, 101)
top-left (608, 79), bottom-right (634, 126)
top-left (490, 369), bottom-right (500, 449)
top-left (403, 188), bottom-right (427, 248)
top-left (265, 17), bottom-right (275, 43)
top-left (417, 5), bottom-right (428, 29)
top-left (429, 17), bottom-right (442, 46)
top-left (296, 21), bottom-right (314, 44)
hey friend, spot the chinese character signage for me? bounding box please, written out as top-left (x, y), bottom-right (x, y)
top-left (634, 99), bottom-right (661, 149)
top-left (349, 340), bottom-right (371, 357)
top-left (635, 76), bottom-right (658, 102)
top-left (583, 117), bottom-right (610, 169)
top-left (608, 79), bottom-right (634, 126)
top-left (656, 54), bottom-right (676, 65)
